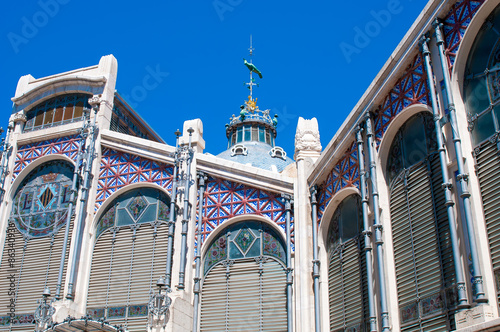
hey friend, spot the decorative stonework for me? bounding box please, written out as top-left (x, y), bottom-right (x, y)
top-left (198, 175), bottom-right (294, 248)
top-left (96, 148), bottom-right (174, 210)
top-left (317, 141), bottom-right (359, 224)
top-left (14, 135), bottom-right (82, 179)
top-left (295, 117), bottom-right (321, 154)
top-left (12, 111), bottom-right (27, 124)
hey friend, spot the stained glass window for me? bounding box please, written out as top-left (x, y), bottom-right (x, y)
top-left (95, 188), bottom-right (170, 237)
top-left (464, 5), bottom-right (500, 146)
top-left (386, 113), bottom-right (437, 184)
top-left (10, 161), bottom-right (74, 238)
top-left (203, 221), bottom-right (286, 274)
top-left (24, 94), bottom-right (91, 132)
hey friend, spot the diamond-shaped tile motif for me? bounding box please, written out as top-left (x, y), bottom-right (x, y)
top-left (234, 228), bottom-right (255, 255)
top-left (39, 187), bottom-right (54, 209)
top-left (127, 194), bottom-right (148, 221)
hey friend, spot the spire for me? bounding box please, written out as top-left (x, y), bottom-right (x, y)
top-left (244, 35), bottom-right (262, 99)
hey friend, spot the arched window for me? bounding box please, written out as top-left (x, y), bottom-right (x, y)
top-left (200, 221), bottom-right (287, 331)
top-left (387, 113), bottom-right (457, 330)
top-left (86, 188), bottom-right (170, 331)
top-left (0, 161), bottom-right (75, 329)
top-left (463, 4), bottom-right (500, 146)
top-left (327, 194), bottom-right (368, 331)
top-left (464, 4), bottom-right (500, 303)
top-left (24, 94), bottom-right (91, 132)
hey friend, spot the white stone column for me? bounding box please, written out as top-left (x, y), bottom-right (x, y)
top-left (294, 117), bottom-right (321, 332)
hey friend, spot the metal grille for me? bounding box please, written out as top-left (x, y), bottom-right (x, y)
top-left (200, 258), bottom-right (287, 332)
top-left (390, 156), bottom-right (454, 330)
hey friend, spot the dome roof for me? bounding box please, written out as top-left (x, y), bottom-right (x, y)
top-left (216, 141), bottom-right (293, 173)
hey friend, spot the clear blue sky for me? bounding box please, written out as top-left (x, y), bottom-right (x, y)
top-left (1, 0), bottom-right (428, 157)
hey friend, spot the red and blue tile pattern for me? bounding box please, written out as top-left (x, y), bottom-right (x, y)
top-left (13, 135), bottom-right (81, 179)
top-left (96, 148), bottom-right (174, 210)
top-left (198, 175), bottom-right (294, 249)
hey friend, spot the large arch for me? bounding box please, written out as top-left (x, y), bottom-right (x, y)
top-left (0, 159), bottom-right (76, 330)
top-left (385, 112), bottom-right (459, 330)
top-left (455, 2), bottom-right (500, 306)
top-left (199, 218), bottom-right (288, 331)
top-left (85, 186), bottom-right (171, 332)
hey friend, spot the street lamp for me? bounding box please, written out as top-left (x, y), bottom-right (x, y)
top-left (34, 287), bottom-right (55, 332)
top-left (148, 276), bottom-right (172, 330)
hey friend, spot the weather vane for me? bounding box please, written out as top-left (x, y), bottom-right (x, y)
top-left (243, 35), bottom-right (262, 99)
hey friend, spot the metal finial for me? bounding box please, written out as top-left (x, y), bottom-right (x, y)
top-left (249, 35), bottom-right (254, 56)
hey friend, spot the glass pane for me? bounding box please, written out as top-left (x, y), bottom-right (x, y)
top-left (259, 126), bottom-right (265, 142)
top-left (53, 106), bottom-right (64, 123)
top-left (231, 132), bottom-right (236, 145)
top-left (340, 196), bottom-right (360, 241)
top-left (244, 126), bottom-right (251, 141)
top-left (472, 111), bottom-right (496, 145)
top-left (43, 108), bottom-right (54, 125)
top-left (63, 104), bottom-right (74, 121)
top-left (34, 111), bottom-right (44, 127)
top-left (236, 127), bottom-right (242, 143)
top-left (402, 116), bottom-right (427, 167)
top-left (266, 131), bottom-right (271, 144)
top-left (74, 102), bottom-right (84, 119)
top-left (252, 126), bottom-right (258, 141)
top-left (465, 78), bottom-right (490, 115)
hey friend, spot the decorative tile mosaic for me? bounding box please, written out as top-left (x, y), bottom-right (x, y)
top-left (442, 0), bottom-right (485, 70)
top-left (107, 306), bottom-right (126, 318)
top-left (14, 135), bottom-right (81, 179)
top-left (129, 304), bottom-right (148, 317)
top-left (400, 302), bottom-right (419, 323)
top-left (9, 313), bottom-right (35, 325)
top-left (86, 308), bottom-right (105, 319)
top-left (263, 229), bottom-right (285, 262)
top-left (373, 54), bottom-right (430, 146)
top-left (0, 316), bottom-right (9, 326)
top-left (421, 292), bottom-right (444, 316)
top-left (205, 236), bottom-right (228, 272)
top-left (317, 142), bottom-right (360, 224)
top-left (234, 228), bottom-right (255, 254)
top-left (96, 148), bottom-right (174, 210)
top-left (126, 193), bottom-right (148, 221)
top-left (198, 176), bottom-right (294, 249)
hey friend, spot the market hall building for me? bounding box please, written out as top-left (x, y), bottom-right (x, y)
top-left (1, 0), bottom-right (500, 331)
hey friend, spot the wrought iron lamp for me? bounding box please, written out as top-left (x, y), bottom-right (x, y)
top-left (148, 276), bottom-right (172, 330)
top-left (34, 287), bottom-right (55, 332)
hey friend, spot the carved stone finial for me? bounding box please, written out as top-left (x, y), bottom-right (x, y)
top-left (88, 94), bottom-right (102, 107)
top-left (295, 117), bottom-right (322, 154)
top-left (12, 110), bottom-right (27, 124)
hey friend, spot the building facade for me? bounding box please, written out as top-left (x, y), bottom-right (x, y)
top-left (1, 0), bottom-right (500, 331)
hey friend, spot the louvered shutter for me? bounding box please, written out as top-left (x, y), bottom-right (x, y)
top-left (475, 140), bottom-right (500, 303)
top-left (227, 259), bottom-right (260, 331)
top-left (200, 264), bottom-right (228, 331)
top-left (0, 218), bottom-right (72, 331)
top-left (390, 161), bottom-right (451, 330)
top-left (200, 258), bottom-right (287, 332)
top-left (261, 259), bottom-right (287, 331)
top-left (87, 223), bottom-right (168, 331)
top-left (328, 239), bottom-right (367, 332)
